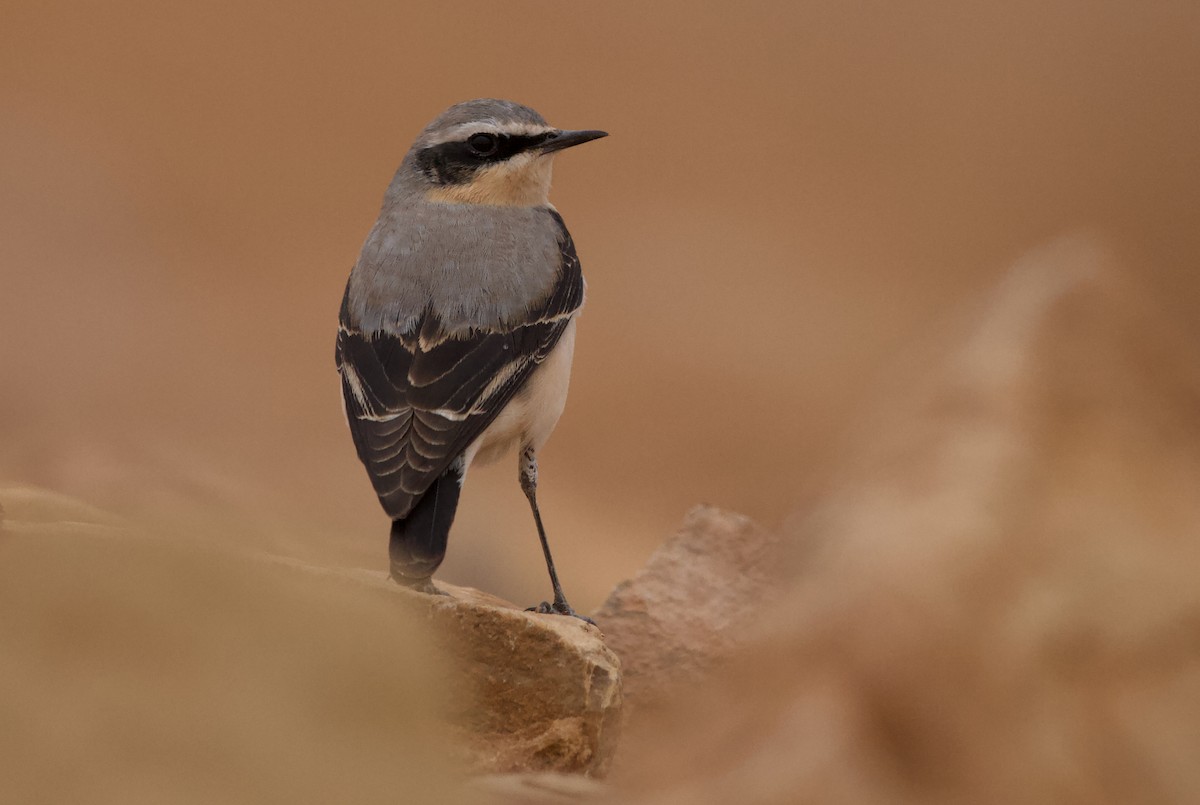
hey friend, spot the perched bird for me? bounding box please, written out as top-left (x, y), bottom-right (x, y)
top-left (336, 99), bottom-right (606, 621)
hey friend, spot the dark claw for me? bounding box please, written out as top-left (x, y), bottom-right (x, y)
top-left (525, 600), bottom-right (597, 626)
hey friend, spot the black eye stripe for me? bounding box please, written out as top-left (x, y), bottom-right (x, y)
top-left (469, 132), bottom-right (554, 161)
top-left (414, 132), bottom-right (557, 185)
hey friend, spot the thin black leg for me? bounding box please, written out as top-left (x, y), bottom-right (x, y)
top-left (519, 446), bottom-right (595, 625)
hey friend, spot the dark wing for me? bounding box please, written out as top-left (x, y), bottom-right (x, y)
top-left (336, 211), bottom-right (584, 520)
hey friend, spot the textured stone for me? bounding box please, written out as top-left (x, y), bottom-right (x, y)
top-left (593, 505), bottom-right (779, 710)
top-left (1, 485), bottom-right (623, 799)
top-left (615, 235), bottom-right (1200, 804)
top-left (273, 561), bottom-right (623, 777)
top-left (405, 580), bottom-right (622, 777)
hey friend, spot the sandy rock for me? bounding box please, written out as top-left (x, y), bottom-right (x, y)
top-left (472, 771), bottom-right (609, 804)
top-left (403, 579), bottom-right (623, 777)
top-left (1, 485), bottom-right (622, 798)
top-left (0, 484), bottom-right (126, 536)
top-left (0, 493), bottom-right (467, 805)
top-left (273, 559), bottom-right (623, 777)
top-left (615, 235), bottom-right (1200, 804)
top-left (593, 505), bottom-right (779, 710)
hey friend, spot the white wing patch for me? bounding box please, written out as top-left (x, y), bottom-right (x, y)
top-left (340, 361), bottom-right (371, 410)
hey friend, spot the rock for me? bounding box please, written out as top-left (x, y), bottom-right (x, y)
top-left (0, 483), bottom-right (126, 536)
top-left (592, 505), bottom-right (779, 711)
top-left (265, 558), bottom-right (623, 777)
top-left (0, 490), bottom-right (467, 805)
top-left (383, 577), bottom-right (622, 776)
top-left (472, 771), bottom-right (609, 804)
top-left (613, 235), bottom-right (1200, 804)
top-left (1, 485), bottom-right (623, 801)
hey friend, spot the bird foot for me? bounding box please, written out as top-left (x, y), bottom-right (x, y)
top-left (526, 599), bottom-right (597, 626)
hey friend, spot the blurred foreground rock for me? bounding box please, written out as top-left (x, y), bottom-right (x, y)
top-left (473, 771), bottom-right (609, 804)
top-left (594, 505), bottom-right (779, 711)
top-left (0, 483), bottom-right (126, 535)
top-left (418, 581), bottom-right (622, 777)
top-left (278, 560), bottom-right (623, 777)
top-left (0, 484), bottom-right (622, 799)
top-left (614, 235), bottom-right (1200, 804)
top-left (0, 486), bottom-right (467, 805)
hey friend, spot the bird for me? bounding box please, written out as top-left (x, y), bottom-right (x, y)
top-left (335, 99), bottom-right (606, 622)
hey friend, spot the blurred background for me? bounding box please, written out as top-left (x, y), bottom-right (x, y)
top-left (3, 0), bottom-right (1198, 611)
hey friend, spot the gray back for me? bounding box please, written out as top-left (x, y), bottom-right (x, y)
top-left (345, 200), bottom-right (564, 335)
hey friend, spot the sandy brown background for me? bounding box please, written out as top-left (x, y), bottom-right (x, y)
top-left (3, 0), bottom-right (1198, 611)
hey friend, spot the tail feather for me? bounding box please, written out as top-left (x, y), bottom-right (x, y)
top-left (389, 465), bottom-right (463, 586)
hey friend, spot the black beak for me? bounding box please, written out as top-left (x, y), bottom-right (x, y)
top-left (538, 129), bottom-right (609, 155)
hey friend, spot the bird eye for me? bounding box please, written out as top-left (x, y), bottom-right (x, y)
top-left (467, 133), bottom-right (498, 156)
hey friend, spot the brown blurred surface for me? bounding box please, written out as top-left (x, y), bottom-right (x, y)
top-left (613, 236), bottom-right (1200, 804)
top-left (0, 490), bottom-right (465, 804)
top-left (3, 0), bottom-right (1199, 609)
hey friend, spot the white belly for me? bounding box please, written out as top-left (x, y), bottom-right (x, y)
top-left (465, 319), bottom-right (577, 469)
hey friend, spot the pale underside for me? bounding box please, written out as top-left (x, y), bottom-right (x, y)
top-left (465, 318), bottom-right (577, 472)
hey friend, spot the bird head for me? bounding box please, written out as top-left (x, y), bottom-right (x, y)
top-left (399, 99), bottom-right (607, 207)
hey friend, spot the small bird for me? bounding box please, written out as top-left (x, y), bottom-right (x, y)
top-left (336, 99), bottom-right (606, 621)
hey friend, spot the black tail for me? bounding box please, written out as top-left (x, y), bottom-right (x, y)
top-left (388, 465), bottom-right (463, 586)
